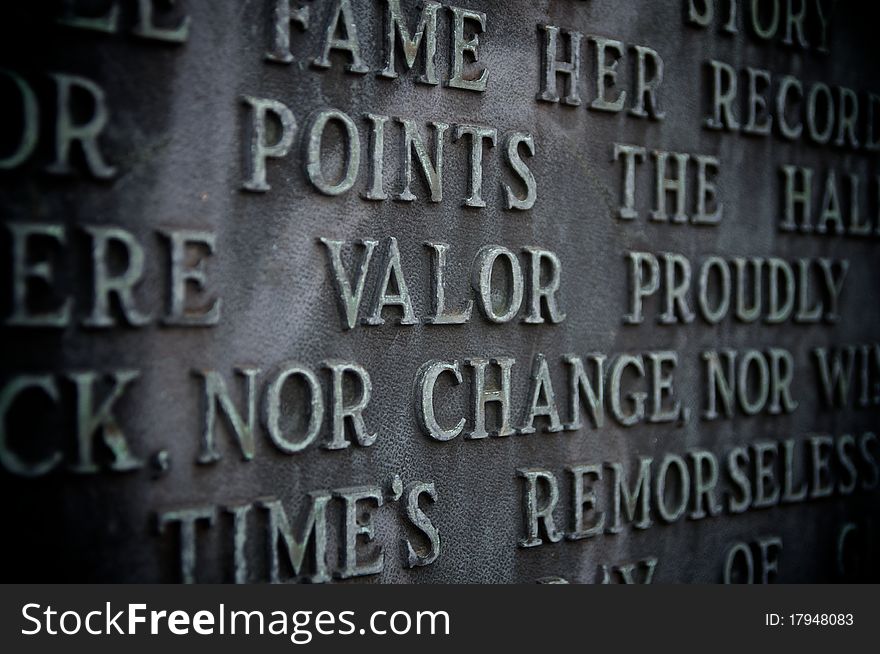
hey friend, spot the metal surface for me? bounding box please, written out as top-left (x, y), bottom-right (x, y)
top-left (0, 0), bottom-right (878, 582)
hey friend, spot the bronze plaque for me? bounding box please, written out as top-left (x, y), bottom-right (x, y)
top-left (1, 0), bottom-right (878, 583)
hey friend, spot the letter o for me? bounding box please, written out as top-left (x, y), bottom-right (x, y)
top-left (724, 542), bottom-right (755, 583)
top-left (738, 350), bottom-right (769, 415)
top-left (750, 0), bottom-right (779, 39)
top-left (698, 256), bottom-right (731, 324)
top-left (60, 611), bottom-right (82, 635)
top-left (305, 109), bottom-right (360, 195)
top-left (473, 245), bottom-right (523, 323)
top-left (655, 454), bottom-right (690, 522)
top-left (264, 363), bottom-right (324, 453)
top-left (390, 611), bottom-right (412, 635)
top-left (0, 70), bottom-right (38, 170)
top-left (807, 83), bottom-right (835, 144)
